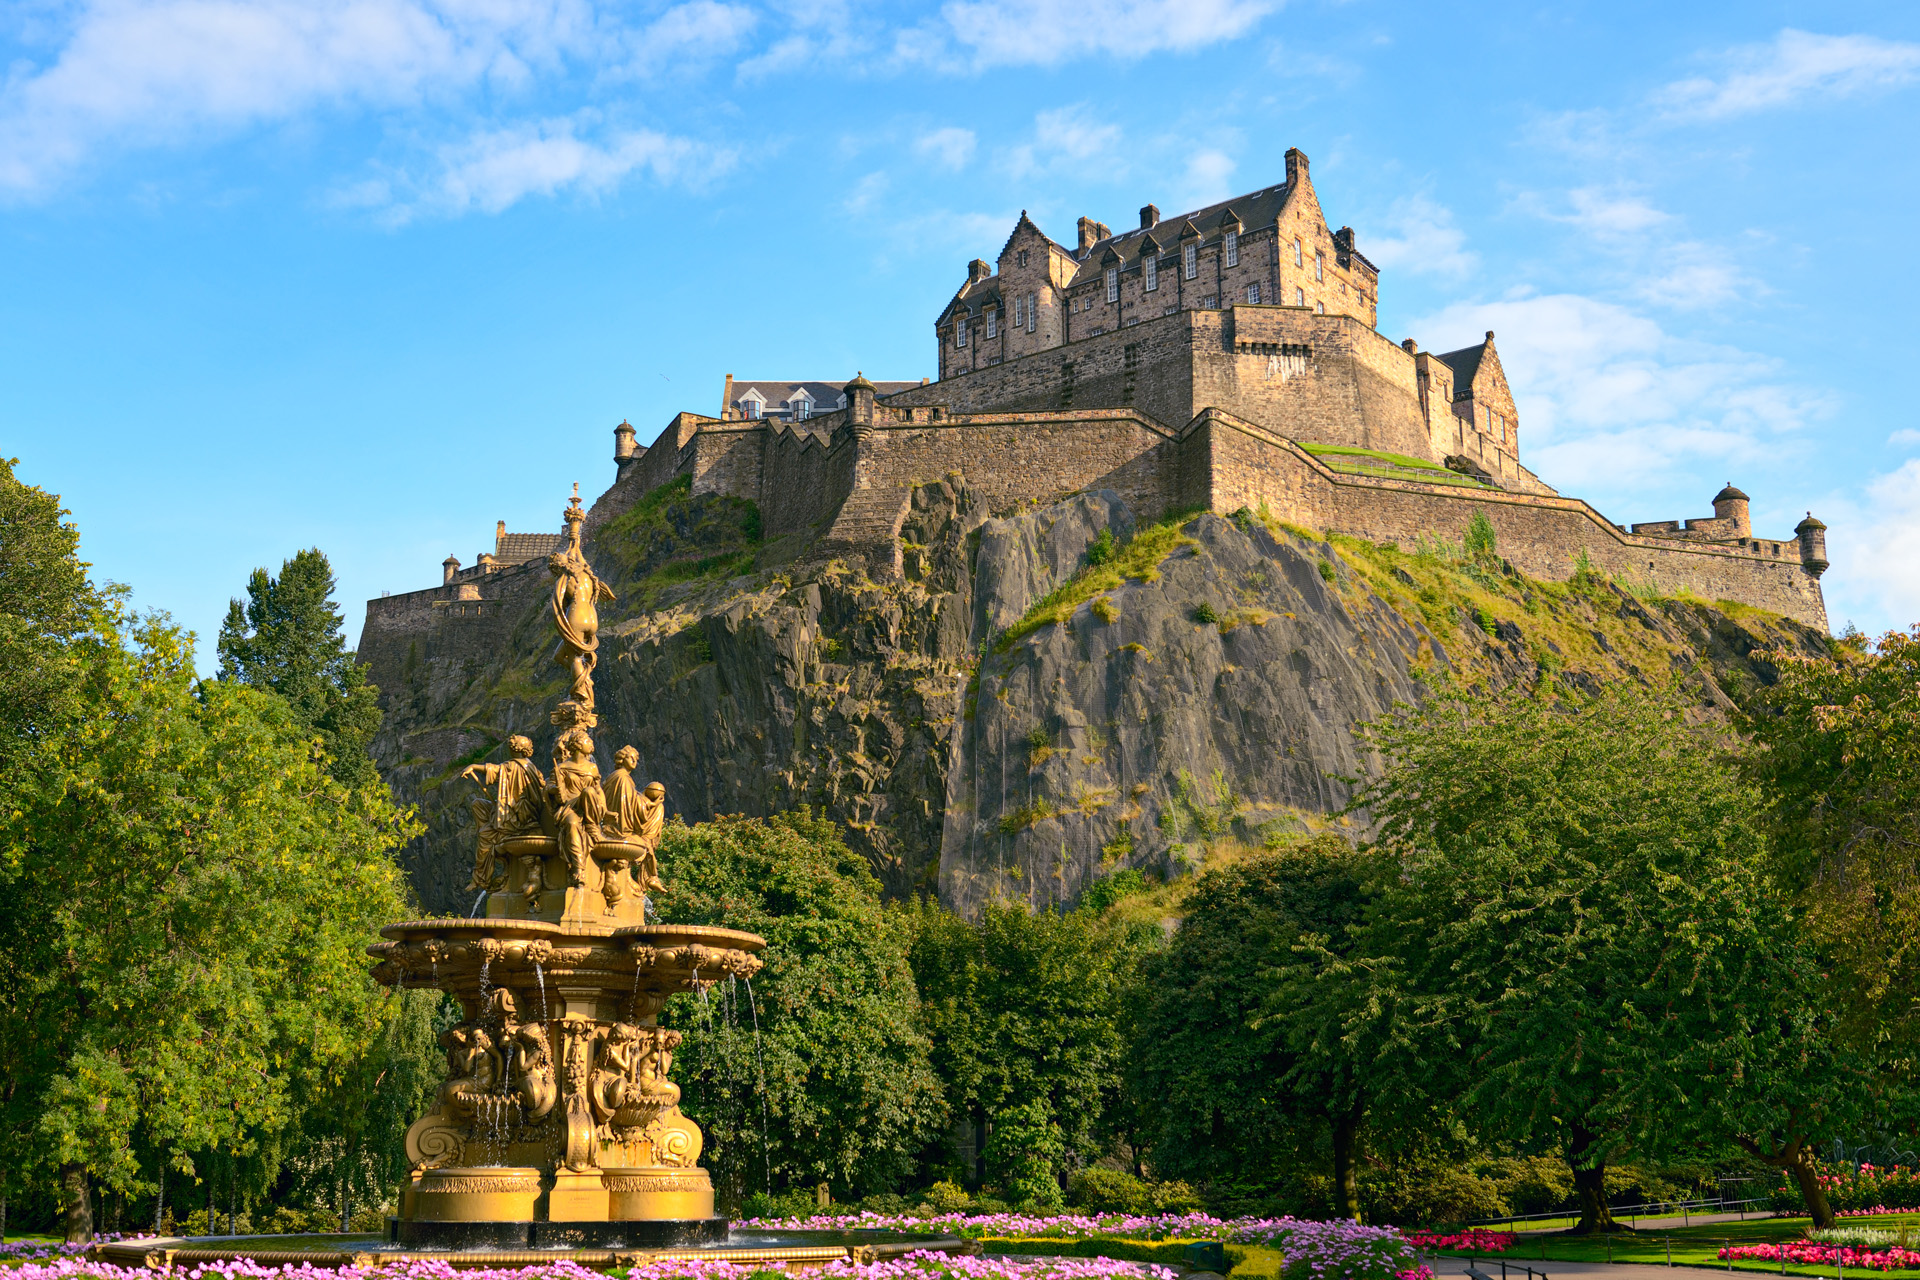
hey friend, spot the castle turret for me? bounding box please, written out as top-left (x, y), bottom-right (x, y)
top-left (614, 419), bottom-right (637, 461)
top-left (1795, 513), bottom-right (1829, 578)
top-left (846, 371), bottom-right (876, 437)
top-left (1712, 483), bottom-right (1751, 537)
top-left (442, 555), bottom-right (461, 585)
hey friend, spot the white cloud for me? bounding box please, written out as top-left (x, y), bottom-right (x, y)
top-left (1888, 428), bottom-right (1920, 448)
top-left (844, 169), bottom-right (889, 213)
top-left (1821, 459), bottom-right (1920, 634)
top-left (625, 1), bottom-right (757, 74)
top-left (1172, 148), bottom-right (1234, 209)
top-left (1004, 104), bottom-right (1121, 180)
top-left (914, 126), bottom-right (976, 171)
top-left (1656, 29), bottom-right (1920, 121)
top-left (360, 116), bottom-right (725, 221)
top-left (1362, 194), bottom-right (1478, 280)
top-left (934, 0), bottom-right (1274, 69)
top-left (0, 0), bottom-right (596, 195)
top-left (1557, 187), bottom-right (1671, 236)
top-left (1415, 293), bottom-right (1833, 491)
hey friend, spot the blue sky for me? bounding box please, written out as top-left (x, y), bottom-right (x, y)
top-left (4, 0), bottom-right (1918, 663)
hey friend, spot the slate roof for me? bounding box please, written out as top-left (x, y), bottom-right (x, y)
top-left (495, 531), bottom-right (564, 564)
top-left (1063, 181), bottom-right (1297, 288)
top-left (729, 380), bottom-right (921, 418)
top-left (1436, 341), bottom-right (1489, 393)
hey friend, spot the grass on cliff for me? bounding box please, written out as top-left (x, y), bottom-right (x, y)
top-left (599, 472), bottom-right (766, 607)
top-left (1298, 442), bottom-right (1494, 489)
top-left (992, 508), bottom-right (1203, 654)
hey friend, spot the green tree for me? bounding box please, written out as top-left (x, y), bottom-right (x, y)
top-left (217, 548), bottom-right (382, 790)
top-left (1356, 683), bottom-right (1852, 1232)
top-left (0, 459), bottom-right (105, 780)
top-left (1132, 837), bottom-right (1383, 1220)
top-left (0, 607), bottom-right (420, 1239)
top-left (653, 811), bottom-right (944, 1205)
top-left (906, 897), bottom-right (1148, 1191)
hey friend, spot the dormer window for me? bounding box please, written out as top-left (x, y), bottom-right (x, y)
top-left (986, 308), bottom-right (998, 338)
top-left (1225, 230), bottom-right (1239, 267)
top-left (740, 390), bottom-right (764, 419)
top-left (791, 391), bottom-right (814, 420)
top-left (1106, 267), bottom-right (1119, 302)
top-left (1144, 254), bottom-right (1158, 291)
top-left (956, 315), bottom-right (969, 347)
top-left (1183, 243), bottom-right (1198, 279)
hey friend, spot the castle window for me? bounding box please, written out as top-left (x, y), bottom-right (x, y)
top-left (1106, 267), bottom-right (1119, 302)
top-left (741, 391), bottom-right (763, 419)
top-left (1027, 293), bottom-right (1038, 332)
top-left (1295, 287), bottom-right (1305, 306)
top-left (1017, 249), bottom-right (1030, 267)
top-left (956, 315), bottom-right (969, 347)
top-left (1247, 283), bottom-right (1261, 303)
top-left (1225, 229), bottom-right (1239, 267)
top-left (1294, 237), bottom-right (1303, 267)
top-left (1144, 255), bottom-right (1158, 291)
top-left (1315, 251), bottom-right (1324, 282)
top-left (986, 309), bottom-right (998, 338)
top-left (1013, 294), bottom-right (1024, 328)
top-left (1315, 301), bottom-right (1325, 314)
top-left (792, 392), bottom-right (813, 420)
top-left (1183, 242), bottom-right (1198, 279)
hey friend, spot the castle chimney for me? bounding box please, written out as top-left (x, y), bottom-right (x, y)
top-left (1402, 339), bottom-right (1418, 353)
top-left (478, 552), bottom-right (497, 573)
top-left (1333, 226), bottom-right (1354, 257)
top-left (967, 258), bottom-right (992, 283)
top-left (1285, 147), bottom-right (1309, 187)
top-left (1140, 204), bottom-right (1159, 229)
top-left (614, 419), bottom-right (637, 461)
top-left (1795, 513), bottom-right (1829, 578)
top-left (1712, 483), bottom-right (1751, 538)
top-left (442, 555), bottom-right (461, 586)
top-left (1077, 217), bottom-right (1110, 254)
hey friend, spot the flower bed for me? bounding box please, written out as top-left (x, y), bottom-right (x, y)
top-left (1720, 1242), bottom-right (1920, 1272)
top-left (1404, 1232), bottom-right (1514, 1255)
top-left (1768, 1165), bottom-right (1920, 1215)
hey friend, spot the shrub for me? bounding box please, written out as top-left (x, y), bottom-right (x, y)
top-left (1317, 560), bottom-right (1336, 583)
top-left (923, 1180), bottom-right (973, 1213)
top-left (1086, 528), bottom-right (1118, 567)
top-left (1151, 1179), bottom-right (1203, 1212)
top-left (1193, 602), bottom-right (1220, 624)
top-left (1079, 869), bottom-right (1149, 915)
top-left (1464, 511), bottom-right (1498, 559)
top-left (986, 1099), bottom-right (1068, 1208)
top-left (1069, 1167), bottom-right (1151, 1213)
top-left (1091, 596), bottom-right (1119, 623)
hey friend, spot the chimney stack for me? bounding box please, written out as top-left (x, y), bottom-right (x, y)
top-left (1077, 217), bottom-right (1110, 254)
top-left (1140, 204), bottom-right (1159, 229)
top-left (495, 520), bottom-right (506, 556)
top-left (1285, 147), bottom-right (1309, 187)
top-left (967, 258), bottom-right (992, 283)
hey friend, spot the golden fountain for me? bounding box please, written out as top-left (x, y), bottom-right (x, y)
top-left (365, 486), bottom-right (764, 1249)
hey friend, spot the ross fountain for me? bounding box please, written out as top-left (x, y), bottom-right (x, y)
top-left (96, 487), bottom-right (962, 1270)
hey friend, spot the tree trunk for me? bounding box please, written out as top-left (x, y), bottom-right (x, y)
top-left (1788, 1157), bottom-right (1836, 1229)
top-left (1566, 1127), bottom-right (1620, 1235)
top-left (1734, 1120), bottom-right (1835, 1230)
top-left (61, 1163), bottom-right (93, 1243)
top-left (155, 1162), bottom-right (165, 1235)
top-left (1331, 1111), bottom-right (1362, 1223)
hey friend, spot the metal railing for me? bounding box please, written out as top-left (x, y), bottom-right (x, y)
top-left (1463, 1194), bottom-right (1772, 1231)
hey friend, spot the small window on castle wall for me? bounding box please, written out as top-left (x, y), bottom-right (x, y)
top-left (1183, 243), bottom-right (1198, 279)
top-left (1017, 249), bottom-right (1029, 267)
top-left (1295, 286), bottom-right (1305, 306)
top-left (1315, 301), bottom-right (1325, 314)
top-left (1106, 268), bottom-right (1119, 302)
top-left (1013, 295), bottom-right (1024, 327)
top-left (1145, 255), bottom-right (1158, 291)
top-left (1247, 283), bottom-right (1260, 303)
top-left (956, 316), bottom-right (969, 347)
top-left (986, 310), bottom-right (997, 339)
top-left (1028, 293), bottom-right (1038, 332)
top-left (1225, 230), bottom-right (1239, 267)
top-left (1294, 237), bottom-right (1303, 267)
top-left (1315, 252), bottom-right (1324, 282)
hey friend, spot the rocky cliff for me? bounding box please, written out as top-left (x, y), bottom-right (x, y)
top-left (363, 477), bottom-right (1828, 917)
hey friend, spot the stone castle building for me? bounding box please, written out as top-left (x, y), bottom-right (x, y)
top-left (371, 147), bottom-right (1831, 639)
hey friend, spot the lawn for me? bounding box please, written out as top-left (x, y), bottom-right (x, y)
top-left (1423, 1215), bottom-right (1920, 1276)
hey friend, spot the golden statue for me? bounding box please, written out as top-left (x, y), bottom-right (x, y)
top-left (603, 749), bottom-right (666, 893)
top-left (461, 734), bottom-right (547, 892)
top-left (548, 727), bottom-right (606, 888)
top-left (548, 485), bottom-right (614, 718)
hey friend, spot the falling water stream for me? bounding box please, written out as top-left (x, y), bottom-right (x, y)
top-left (744, 976), bottom-right (771, 1194)
top-left (534, 962), bottom-right (548, 1024)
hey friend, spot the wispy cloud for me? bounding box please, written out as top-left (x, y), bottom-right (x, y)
top-left (1172, 149), bottom-right (1235, 209)
top-left (1822, 458), bottom-right (1920, 636)
top-left (1656, 29), bottom-right (1920, 121)
top-left (0, 0), bottom-right (596, 196)
top-left (1416, 292), bottom-right (1833, 493)
top-left (1363, 194), bottom-right (1478, 280)
top-left (914, 126), bottom-right (976, 171)
top-left (342, 116), bottom-right (727, 222)
top-left (930, 0), bottom-right (1274, 70)
top-left (1004, 105), bottom-right (1122, 181)
top-left (623, 1), bottom-right (757, 75)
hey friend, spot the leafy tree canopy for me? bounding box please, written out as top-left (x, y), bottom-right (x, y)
top-left (1355, 683), bottom-right (1856, 1231)
top-left (217, 548), bottom-right (381, 790)
top-left (654, 810), bottom-right (944, 1204)
top-left (0, 607), bottom-right (420, 1238)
